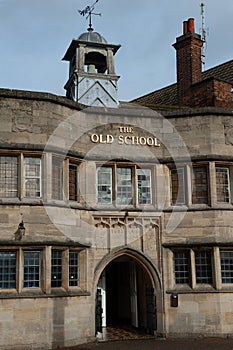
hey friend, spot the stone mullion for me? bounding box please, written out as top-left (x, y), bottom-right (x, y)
top-left (63, 159), bottom-right (69, 203)
top-left (163, 165), bottom-right (171, 208)
top-left (141, 224), bottom-right (144, 252)
top-left (209, 161), bottom-right (217, 207)
top-left (19, 153), bottom-right (24, 200)
top-left (44, 246), bottom-right (51, 294)
top-left (155, 164), bottom-right (166, 210)
top-left (132, 165), bottom-right (136, 207)
top-left (79, 249), bottom-right (88, 291)
top-left (213, 247), bottom-right (222, 290)
top-left (63, 249), bottom-right (69, 290)
top-left (17, 248), bottom-right (23, 293)
top-left (43, 153), bottom-right (52, 202)
top-left (112, 164), bottom-right (116, 205)
top-left (190, 249), bottom-right (196, 289)
top-left (186, 164), bottom-right (192, 207)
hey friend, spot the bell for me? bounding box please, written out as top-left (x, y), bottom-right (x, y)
top-left (88, 64), bottom-right (96, 74)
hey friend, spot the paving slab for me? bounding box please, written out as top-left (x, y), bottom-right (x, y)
top-left (62, 338), bottom-right (233, 350)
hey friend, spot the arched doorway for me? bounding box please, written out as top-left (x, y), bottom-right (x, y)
top-left (95, 249), bottom-right (162, 339)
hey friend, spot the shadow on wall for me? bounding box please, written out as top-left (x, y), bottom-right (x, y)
top-left (52, 298), bottom-right (68, 348)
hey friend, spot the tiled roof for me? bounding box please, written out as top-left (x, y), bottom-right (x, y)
top-left (133, 59), bottom-right (233, 107)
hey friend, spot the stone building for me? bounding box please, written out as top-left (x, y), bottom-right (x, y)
top-left (0, 15), bottom-right (233, 350)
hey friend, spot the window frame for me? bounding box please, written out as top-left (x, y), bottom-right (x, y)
top-left (0, 247), bottom-right (85, 294)
top-left (96, 163), bottom-right (153, 207)
top-left (195, 249), bottom-right (213, 285)
top-left (173, 248), bottom-right (214, 289)
top-left (192, 165), bottom-right (209, 205)
top-left (96, 166), bottom-right (113, 204)
top-left (69, 162), bottom-right (79, 202)
top-left (136, 168), bottom-right (152, 205)
top-left (69, 250), bottom-right (79, 287)
top-left (173, 250), bottom-right (190, 285)
top-left (0, 251), bottom-right (17, 290)
top-left (23, 157), bottom-right (42, 198)
top-left (170, 166), bottom-right (187, 206)
top-left (51, 249), bottom-right (63, 288)
top-left (215, 166), bottom-right (231, 204)
top-left (220, 250), bottom-right (233, 284)
top-left (0, 155), bottom-right (19, 198)
top-left (52, 156), bottom-right (63, 200)
top-left (23, 250), bottom-right (41, 289)
top-left (116, 166), bottom-right (133, 205)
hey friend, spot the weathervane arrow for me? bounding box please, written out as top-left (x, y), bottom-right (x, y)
top-left (78, 0), bottom-right (101, 30)
top-left (78, 6), bottom-right (91, 16)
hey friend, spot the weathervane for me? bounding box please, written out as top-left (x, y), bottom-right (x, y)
top-left (78, 0), bottom-right (101, 31)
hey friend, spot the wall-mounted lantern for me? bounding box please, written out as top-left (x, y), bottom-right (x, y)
top-left (14, 220), bottom-right (26, 240)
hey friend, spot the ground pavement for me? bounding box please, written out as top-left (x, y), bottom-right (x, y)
top-left (62, 338), bottom-right (233, 350)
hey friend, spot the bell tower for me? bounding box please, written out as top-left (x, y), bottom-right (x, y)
top-left (62, 3), bottom-right (121, 108)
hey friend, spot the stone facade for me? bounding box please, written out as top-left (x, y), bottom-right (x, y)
top-left (0, 87), bottom-right (233, 348)
top-left (0, 12), bottom-right (233, 349)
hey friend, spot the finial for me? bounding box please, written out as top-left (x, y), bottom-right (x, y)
top-left (78, 0), bottom-right (101, 32)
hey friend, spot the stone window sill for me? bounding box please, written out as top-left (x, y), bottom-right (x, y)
top-left (0, 289), bottom-right (90, 299)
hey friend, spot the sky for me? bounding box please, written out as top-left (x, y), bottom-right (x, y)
top-left (0, 0), bottom-right (232, 101)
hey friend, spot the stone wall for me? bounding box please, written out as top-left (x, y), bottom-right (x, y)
top-left (0, 296), bottom-right (95, 350)
top-left (0, 90), bottom-right (233, 347)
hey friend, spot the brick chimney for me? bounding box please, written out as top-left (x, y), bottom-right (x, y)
top-left (173, 18), bottom-right (203, 106)
top-left (173, 18), bottom-right (233, 108)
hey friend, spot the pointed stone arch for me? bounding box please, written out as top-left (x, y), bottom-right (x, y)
top-left (93, 247), bottom-right (165, 336)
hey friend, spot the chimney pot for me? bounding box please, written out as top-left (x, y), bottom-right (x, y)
top-left (188, 18), bottom-right (195, 33)
top-left (183, 21), bottom-right (188, 35)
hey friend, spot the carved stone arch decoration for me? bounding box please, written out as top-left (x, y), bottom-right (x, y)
top-left (127, 220), bottom-right (143, 250)
top-left (111, 218), bottom-right (125, 227)
top-left (93, 247), bottom-right (165, 336)
top-left (110, 220), bottom-right (126, 249)
top-left (94, 219), bottom-right (111, 229)
top-left (94, 219), bottom-right (111, 251)
top-left (144, 220), bottom-right (162, 271)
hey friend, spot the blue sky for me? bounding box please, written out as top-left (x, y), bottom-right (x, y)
top-left (0, 0), bottom-right (232, 101)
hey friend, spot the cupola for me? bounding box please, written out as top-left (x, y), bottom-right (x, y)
top-left (62, 26), bottom-right (121, 108)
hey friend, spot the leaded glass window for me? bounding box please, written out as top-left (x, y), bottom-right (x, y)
top-left (170, 167), bottom-right (186, 205)
top-left (69, 251), bottom-right (79, 287)
top-left (220, 251), bottom-right (233, 284)
top-left (174, 251), bottom-right (190, 284)
top-left (216, 167), bottom-right (230, 203)
top-left (97, 167), bottom-right (112, 204)
top-left (117, 167), bottom-right (132, 205)
top-left (24, 157), bottom-right (41, 198)
top-left (52, 157), bottom-right (63, 200)
top-left (51, 250), bottom-right (62, 287)
top-left (0, 251), bottom-right (16, 289)
top-left (0, 156), bottom-right (18, 198)
top-left (137, 169), bottom-right (152, 205)
top-left (195, 250), bottom-right (212, 284)
top-left (192, 166), bottom-right (208, 204)
top-left (69, 164), bottom-right (78, 201)
top-left (23, 251), bottom-right (40, 288)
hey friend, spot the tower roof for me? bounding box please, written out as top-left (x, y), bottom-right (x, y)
top-left (78, 29), bottom-right (108, 44)
top-left (62, 31), bottom-right (121, 62)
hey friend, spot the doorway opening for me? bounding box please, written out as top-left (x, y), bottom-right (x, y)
top-left (96, 254), bottom-right (157, 340)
